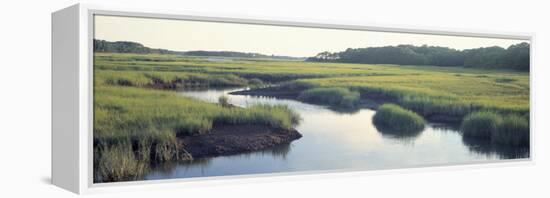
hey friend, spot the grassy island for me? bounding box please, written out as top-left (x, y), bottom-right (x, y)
top-left (373, 104), bottom-right (426, 133)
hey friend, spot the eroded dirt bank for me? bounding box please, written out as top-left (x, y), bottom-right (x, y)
top-left (180, 124), bottom-right (302, 158)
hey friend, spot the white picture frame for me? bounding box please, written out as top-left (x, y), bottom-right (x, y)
top-left (52, 3), bottom-right (535, 194)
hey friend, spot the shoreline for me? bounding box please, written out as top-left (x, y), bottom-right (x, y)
top-left (180, 124), bottom-right (302, 158)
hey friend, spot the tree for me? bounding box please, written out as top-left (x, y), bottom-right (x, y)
top-left (503, 42), bottom-right (530, 71)
top-left (463, 46), bottom-right (507, 69)
top-left (306, 43), bottom-right (530, 71)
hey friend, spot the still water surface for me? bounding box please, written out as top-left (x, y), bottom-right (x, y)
top-left (145, 88), bottom-right (528, 180)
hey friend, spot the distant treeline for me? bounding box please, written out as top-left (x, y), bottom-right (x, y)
top-left (184, 50), bottom-right (302, 60)
top-left (94, 39), bottom-right (177, 54)
top-left (307, 43), bottom-right (530, 71)
top-left (94, 39), bottom-right (303, 60)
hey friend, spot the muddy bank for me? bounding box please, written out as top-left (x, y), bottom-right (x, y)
top-left (231, 86), bottom-right (462, 124)
top-left (180, 124), bottom-right (302, 158)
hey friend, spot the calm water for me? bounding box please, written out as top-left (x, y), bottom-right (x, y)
top-left (145, 88), bottom-right (528, 180)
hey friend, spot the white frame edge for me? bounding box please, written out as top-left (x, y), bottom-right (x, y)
top-left (52, 4), bottom-right (80, 194)
top-left (51, 3), bottom-right (535, 194)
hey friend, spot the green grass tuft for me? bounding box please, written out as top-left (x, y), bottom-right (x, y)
top-left (461, 111), bottom-right (529, 146)
top-left (373, 104), bottom-right (426, 133)
top-left (94, 142), bottom-right (147, 183)
top-left (493, 115), bottom-right (530, 146)
top-left (461, 111), bottom-right (502, 138)
top-left (298, 87), bottom-right (360, 108)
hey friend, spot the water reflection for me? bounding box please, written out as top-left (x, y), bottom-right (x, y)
top-left (462, 136), bottom-right (529, 159)
top-left (372, 121), bottom-right (424, 141)
top-left (152, 158), bottom-right (213, 176)
top-left (430, 123), bottom-right (461, 131)
top-left (146, 144), bottom-right (293, 179)
top-left (264, 143), bottom-right (292, 159)
top-left (327, 106), bottom-right (362, 114)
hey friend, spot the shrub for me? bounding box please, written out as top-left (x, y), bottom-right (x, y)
top-left (492, 115), bottom-right (530, 146)
top-left (298, 87), bottom-right (360, 108)
top-left (373, 104), bottom-right (425, 133)
top-left (218, 95), bottom-right (230, 107)
top-left (461, 111), bottom-right (502, 138)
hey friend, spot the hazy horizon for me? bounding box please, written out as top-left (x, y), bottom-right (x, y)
top-left (94, 15), bottom-right (528, 57)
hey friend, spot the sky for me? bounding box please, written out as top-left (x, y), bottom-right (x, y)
top-left (94, 15), bottom-right (528, 57)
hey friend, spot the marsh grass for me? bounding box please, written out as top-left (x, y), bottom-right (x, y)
top-left (495, 77), bottom-right (517, 83)
top-left (94, 142), bottom-right (148, 183)
top-left (95, 52), bottom-right (529, 143)
top-left (290, 70), bottom-right (528, 122)
top-left (248, 78), bottom-right (265, 87)
top-left (93, 52), bottom-right (530, 181)
top-left (298, 87), bottom-right (360, 108)
top-left (213, 104), bottom-right (301, 130)
top-left (95, 53), bottom-right (529, 121)
top-left (461, 111), bottom-right (502, 138)
top-left (493, 115), bottom-right (530, 146)
top-left (96, 70), bottom-right (250, 89)
top-left (373, 104), bottom-right (426, 133)
top-left (93, 84), bottom-right (300, 182)
top-left (461, 111), bottom-right (529, 146)
top-left (94, 86), bottom-right (301, 138)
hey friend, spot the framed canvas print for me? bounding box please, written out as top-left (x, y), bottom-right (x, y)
top-left (52, 4), bottom-right (533, 194)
